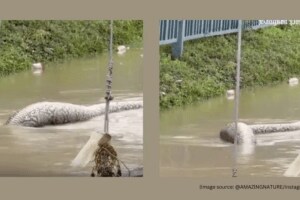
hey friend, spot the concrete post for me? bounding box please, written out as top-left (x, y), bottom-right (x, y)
top-left (171, 20), bottom-right (185, 59)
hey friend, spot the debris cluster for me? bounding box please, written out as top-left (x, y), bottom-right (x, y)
top-left (91, 133), bottom-right (122, 177)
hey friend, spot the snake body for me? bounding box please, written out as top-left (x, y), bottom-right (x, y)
top-left (5, 101), bottom-right (143, 127)
top-left (220, 122), bottom-right (300, 144)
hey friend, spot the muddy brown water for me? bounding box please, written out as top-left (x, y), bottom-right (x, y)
top-left (160, 83), bottom-right (300, 177)
top-left (0, 48), bottom-right (143, 176)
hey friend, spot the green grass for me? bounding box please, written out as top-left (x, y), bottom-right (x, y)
top-left (0, 20), bottom-right (143, 77)
top-left (160, 25), bottom-right (300, 110)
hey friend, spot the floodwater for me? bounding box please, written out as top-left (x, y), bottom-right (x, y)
top-left (160, 83), bottom-right (300, 177)
top-left (0, 47), bottom-right (143, 176)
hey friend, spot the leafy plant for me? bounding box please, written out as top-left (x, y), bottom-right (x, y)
top-left (160, 25), bottom-right (300, 110)
top-left (0, 20), bottom-right (143, 77)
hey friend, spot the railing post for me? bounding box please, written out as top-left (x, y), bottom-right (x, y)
top-left (171, 20), bottom-right (185, 59)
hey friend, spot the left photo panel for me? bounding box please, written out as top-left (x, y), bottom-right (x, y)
top-left (0, 20), bottom-right (143, 177)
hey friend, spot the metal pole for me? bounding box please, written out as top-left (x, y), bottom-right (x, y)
top-left (104, 20), bottom-right (114, 134)
top-left (232, 19), bottom-right (242, 177)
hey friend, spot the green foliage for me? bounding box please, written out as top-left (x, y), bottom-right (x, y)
top-left (160, 25), bottom-right (300, 110)
top-left (0, 20), bottom-right (143, 77)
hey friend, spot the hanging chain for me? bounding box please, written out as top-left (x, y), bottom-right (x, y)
top-left (232, 20), bottom-right (242, 178)
top-left (104, 20), bottom-right (114, 134)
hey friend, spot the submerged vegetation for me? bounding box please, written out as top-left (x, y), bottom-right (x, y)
top-left (0, 20), bottom-right (143, 77)
top-left (160, 25), bottom-right (300, 110)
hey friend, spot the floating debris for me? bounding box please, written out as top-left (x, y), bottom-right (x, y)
top-left (117, 45), bottom-right (127, 55)
top-left (226, 89), bottom-right (235, 100)
top-left (32, 62), bottom-right (43, 69)
top-left (289, 77), bottom-right (299, 86)
top-left (90, 133), bottom-right (122, 177)
top-left (32, 63), bottom-right (44, 75)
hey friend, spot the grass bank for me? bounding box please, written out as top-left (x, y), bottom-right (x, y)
top-left (160, 25), bottom-right (300, 110)
top-left (0, 20), bottom-right (142, 77)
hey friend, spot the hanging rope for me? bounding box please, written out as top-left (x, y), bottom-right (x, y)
top-left (89, 20), bottom-right (136, 177)
top-left (232, 20), bottom-right (242, 177)
top-left (91, 20), bottom-right (131, 177)
top-left (104, 20), bottom-right (114, 134)
top-left (69, 21), bottom-right (114, 168)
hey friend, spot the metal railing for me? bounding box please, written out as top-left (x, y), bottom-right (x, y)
top-left (159, 20), bottom-right (272, 58)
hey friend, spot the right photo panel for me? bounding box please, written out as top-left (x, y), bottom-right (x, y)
top-left (159, 20), bottom-right (300, 177)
